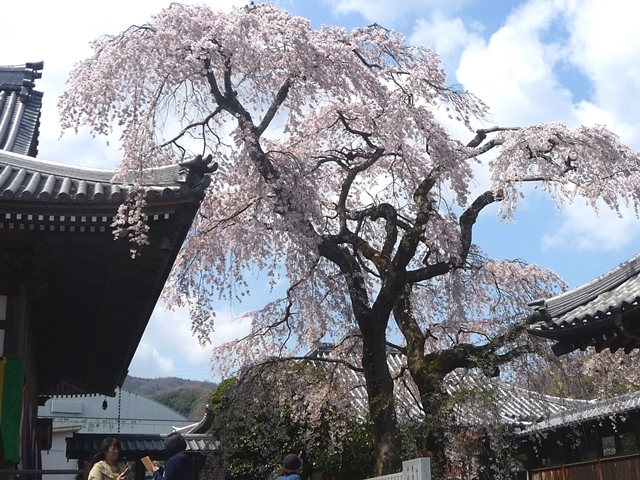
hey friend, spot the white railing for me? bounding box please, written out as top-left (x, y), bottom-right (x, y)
top-left (364, 457), bottom-right (431, 480)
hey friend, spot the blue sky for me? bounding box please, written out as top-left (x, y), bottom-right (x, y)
top-left (3, 0), bottom-right (640, 381)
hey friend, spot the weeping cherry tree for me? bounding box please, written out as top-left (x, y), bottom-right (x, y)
top-left (59, 3), bottom-right (640, 475)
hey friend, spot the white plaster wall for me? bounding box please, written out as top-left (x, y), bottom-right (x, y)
top-left (38, 390), bottom-right (194, 480)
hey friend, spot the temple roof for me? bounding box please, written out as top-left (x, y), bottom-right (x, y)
top-left (173, 406), bottom-right (214, 435)
top-left (0, 149), bottom-right (210, 203)
top-left (527, 254), bottom-right (640, 355)
top-left (515, 389), bottom-right (640, 436)
top-left (0, 151), bottom-right (214, 397)
top-left (0, 62), bottom-right (44, 157)
top-left (65, 432), bottom-right (217, 460)
top-left (66, 405), bottom-right (217, 460)
top-left (0, 61), bottom-right (218, 399)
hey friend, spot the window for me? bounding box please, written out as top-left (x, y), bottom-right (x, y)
top-left (602, 435), bottom-right (616, 456)
top-left (620, 431), bottom-right (637, 454)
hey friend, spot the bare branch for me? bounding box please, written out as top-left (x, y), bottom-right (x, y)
top-left (257, 77), bottom-right (291, 136)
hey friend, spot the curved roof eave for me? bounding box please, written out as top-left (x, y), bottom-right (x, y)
top-left (0, 150), bottom-right (213, 205)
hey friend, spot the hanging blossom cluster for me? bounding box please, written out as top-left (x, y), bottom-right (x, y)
top-left (111, 189), bottom-right (149, 258)
top-left (408, 257), bottom-right (566, 353)
top-left (571, 349), bottom-right (640, 398)
top-left (490, 123), bottom-right (640, 219)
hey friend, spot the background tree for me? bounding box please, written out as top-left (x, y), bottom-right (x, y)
top-left (207, 362), bottom-right (373, 480)
top-left (122, 376), bottom-right (216, 420)
top-left (59, 2), bottom-right (640, 475)
top-left (151, 386), bottom-right (212, 420)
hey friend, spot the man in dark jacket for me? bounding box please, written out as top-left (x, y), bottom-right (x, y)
top-left (153, 433), bottom-right (193, 480)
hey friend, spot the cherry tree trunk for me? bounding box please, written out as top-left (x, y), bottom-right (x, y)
top-left (361, 319), bottom-right (402, 475)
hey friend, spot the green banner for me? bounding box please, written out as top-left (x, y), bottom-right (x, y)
top-left (0, 358), bottom-right (24, 464)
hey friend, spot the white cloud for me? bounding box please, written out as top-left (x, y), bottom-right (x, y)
top-left (128, 342), bottom-right (177, 379)
top-left (0, 0), bottom-right (248, 167)
top-left (129, 302), bottom-right (252, 381)
top-left (450, 0), bottom-right (640, 257)
top-left (450, 0), bottom-right (640, 148)
top-left (2, 1), bottom-right (244, 69)
top-left (410, 13), bottom-right (481, 59)
top-left (563, 0), bottom-right (640, 148)
top-left (455, 0), bottom-right (576, 126)
top-left (374, 0), bottom-right (640, 261)
top-left (541, 201), bottom-right (640, 252)
top-left (571, 100), bottom-right (637, 144)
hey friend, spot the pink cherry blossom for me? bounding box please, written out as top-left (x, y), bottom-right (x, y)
top-left (59, 3), bottom-right (640, 476)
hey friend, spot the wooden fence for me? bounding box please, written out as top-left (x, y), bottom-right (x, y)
top-left (531, 452), bottom-right (640, 480)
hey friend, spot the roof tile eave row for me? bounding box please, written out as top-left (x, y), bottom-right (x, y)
top-left (516, 389), bottom-right (640, 437)
top-left (536, 254), bottom-right (640, 315)
top-left (528, 258), bottom-right (640, 331)
top-left (0, 151), bottom-right (211, 205)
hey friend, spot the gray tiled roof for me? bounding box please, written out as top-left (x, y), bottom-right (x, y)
top-left (181, 434), bottom-right (218, 452)
top-left (516, 389), bottom-right (640, 436)
top-left (307, 344), bottom-right (640, 440)
top-left (0, 152), bottom-right (214, 398)
top-left (529, 254), bottom-right (640, 329)
top-left (445, 370), bottom-right (589, 427)
top-left (0, 62), bottom-right (43, 156)
top-left (66, 434), bottom-right (164, 458)
top-left (173, 406), bottom-right (214, 435)
top-left (65, 433), bottom-right (217, 459)
top-left (0, 150), bottom-right (212, 203)
top-left (527, 254), bottom-right (640, 354)
top-left (305, 343), bottom-right (586, 428)
top-left (0, 62), bottom-right (214, 204)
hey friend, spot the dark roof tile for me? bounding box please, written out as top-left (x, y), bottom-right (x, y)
top-left (527, 254), bottom-right (640, 354)
top-left (528, 254), bottom-right (640, 331)
top-left (0, 63), bottom-right (44, 156)
top-left (65, 433), bottom-right (217, 459)
top-left (0, 150), bottom-right (212, 203)
top-left (0, 152), bottom-right (213, 397)
top-left (305, 344), bottom-right (586, 427)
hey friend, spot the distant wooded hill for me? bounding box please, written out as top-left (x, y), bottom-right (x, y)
top-left (123, 375), bottom-right (217, 421)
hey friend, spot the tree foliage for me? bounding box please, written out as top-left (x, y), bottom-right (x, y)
top-left (122, 376), bottom-right (216, 420)
top-left (59, 3), bottom-right (640, 476)
top-left (152, 386), bottom-right (212, 420)
top-left (207, 362), bottom-right (374, 480)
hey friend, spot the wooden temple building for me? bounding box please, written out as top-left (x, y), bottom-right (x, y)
top-left (0, 63), bottom-right (211, 477)
top-left (522, 254), bottom-right (640, 479)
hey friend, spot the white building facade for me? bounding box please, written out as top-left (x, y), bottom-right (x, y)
top-left (38, 389), bottom-right (192, 480)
